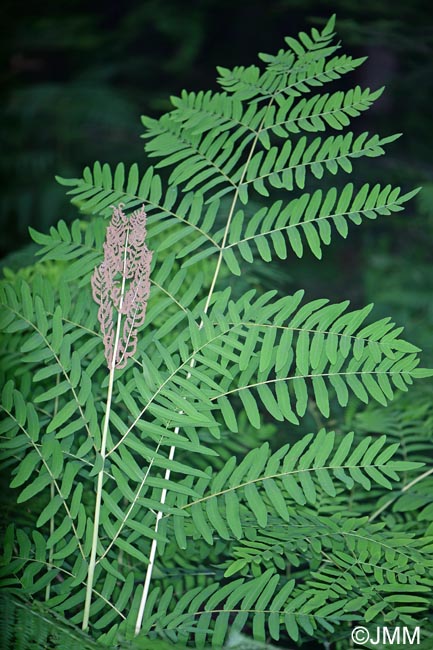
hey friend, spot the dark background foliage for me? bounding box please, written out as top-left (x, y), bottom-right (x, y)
top-left (2, 0), bottom-right (433, 350)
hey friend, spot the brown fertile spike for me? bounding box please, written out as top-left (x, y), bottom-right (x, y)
top-left (91, 203), bottom-right (152, 369)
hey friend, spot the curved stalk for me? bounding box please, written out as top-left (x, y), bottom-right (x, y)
top-left (134, 103), bottom-right (274, 636)
top-left (368, 466), bottom-right (433, 523)
top-left (82, 229), bottom-right (129, 632)
top-left (46, 373), bottom-right (60, 602)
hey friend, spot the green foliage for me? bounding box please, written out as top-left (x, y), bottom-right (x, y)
top-left (0, 593), bottom-right (189, 650)
top-left (0, 594), bottom-right (101, 650)
top-left (1, 15), bottom-right (432, 649)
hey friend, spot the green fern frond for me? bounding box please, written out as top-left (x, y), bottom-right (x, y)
top-left (0, 593), bottom-right (102, 650)
top-left (166, 430), bottom-right (422, 546)
top-left (169, 85), bottom-right (383, 139)
top-left (168, 291), bottom-right (425, 429)
top-left (58, 13), bottom-right (408, 277)
top-left (132, 567), bottom-right (347, 647)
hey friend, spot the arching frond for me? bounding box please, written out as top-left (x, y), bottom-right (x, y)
top-left (131, 567), bottom-right (349, 647)
top-left (169, 291), bottom-right (427, 429)
top-left (167, 430), bottom-right (422, 545)
top-left (194, 184), bottom-right (419, 270)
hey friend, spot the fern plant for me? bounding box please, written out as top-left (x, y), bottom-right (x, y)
top-left (1, 15), bottom-right (433, 649)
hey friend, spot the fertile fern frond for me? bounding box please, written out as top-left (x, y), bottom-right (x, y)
top-left (26, 218), bottom-right (209, 345)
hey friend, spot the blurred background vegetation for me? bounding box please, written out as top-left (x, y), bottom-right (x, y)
top-left (2, 0), bottom-right (433, 359)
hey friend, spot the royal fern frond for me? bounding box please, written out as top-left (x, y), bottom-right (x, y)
top-left (165, 430), bottom-right (422, 546)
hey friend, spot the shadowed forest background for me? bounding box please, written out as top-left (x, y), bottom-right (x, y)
top-left (2, 0), bottom-right (433, 365)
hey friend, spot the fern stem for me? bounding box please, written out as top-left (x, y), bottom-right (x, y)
top-left (46, 373), bottom-right (60, 602)
top-left (82, 364), bottom-right (115, 631)
top-left (134, 443), bottom-right (176, 634)
top-left (45, 482), bottom-right (55, 602)
top-left (134, 104), bottom-right (274, 635)
top-left (369, 466), bottom-right (433, 522)
top-left (82, 228), bottom-right (130, 632)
